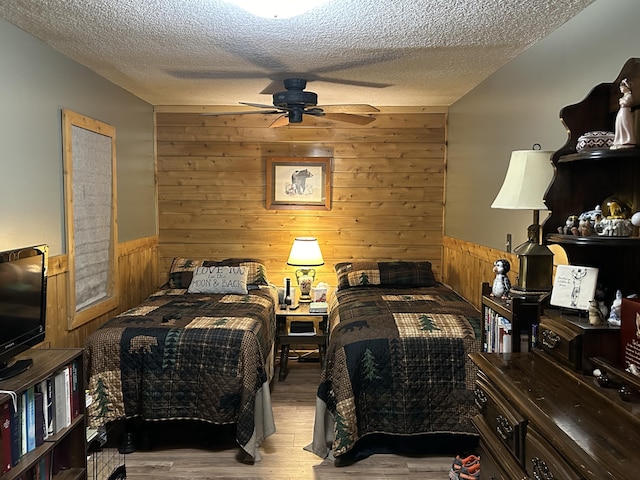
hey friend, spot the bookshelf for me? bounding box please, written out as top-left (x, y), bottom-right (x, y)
top-left (0, 349), bottom-right (85, 480)
top-left (481, 282), bottom-right (542, 353)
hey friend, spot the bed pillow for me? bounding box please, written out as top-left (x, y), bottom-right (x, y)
top-left (187, 265), bottom-right (248, 294)
top-left (168, 257), bottom-right (269, 289)
top-left (335, 261), bottom-right (437, 290)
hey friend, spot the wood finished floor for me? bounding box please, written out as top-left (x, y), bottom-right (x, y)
top-left (122, 357), bottom-right (458, 479)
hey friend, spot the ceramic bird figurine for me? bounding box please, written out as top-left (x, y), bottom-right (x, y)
top-left (491, 259), bottom-right (511, 299)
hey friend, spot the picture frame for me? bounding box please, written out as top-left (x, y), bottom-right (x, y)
top-left (549, 264), bottom-right (599, 311)
top-left (266, 157), bottom-right (332, 210)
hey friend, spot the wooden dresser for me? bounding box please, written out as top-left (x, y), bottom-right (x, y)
top-left (470, 350), bottom-right (640, 480)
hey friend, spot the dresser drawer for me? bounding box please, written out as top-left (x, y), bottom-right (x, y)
top-left (538, 311), bottom-right (620, 373)
top-left (472, 416), bottom-right (528, 480)
top-left (538, 315), bottom-right (582, 371)
top-left (475, 372), bottom-right (527, 464)
top-left (525, 427), bottom-right (582, 480)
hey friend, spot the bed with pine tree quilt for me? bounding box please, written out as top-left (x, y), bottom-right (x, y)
top-left (84, 258), bottom-right (277, 463)
top-left (307, 261), bottom-right (481, 464)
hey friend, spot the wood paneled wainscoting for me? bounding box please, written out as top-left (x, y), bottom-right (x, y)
top-left (41, 236), bottom-right (159, 349)
top-left (155, 106), bottom-right (447, 287)
top-left (442, 236), bottom-right (568, 309)
top-left (442, 236), bottom-right (517, 310)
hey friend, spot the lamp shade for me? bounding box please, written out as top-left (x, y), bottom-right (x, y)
top-left (491, 150), bottom-right (555, 210)
top-left (287, 237), bottom-right (324, 267)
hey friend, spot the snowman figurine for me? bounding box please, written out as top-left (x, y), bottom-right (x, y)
top-left (491, 259), bottom-right (511, 299)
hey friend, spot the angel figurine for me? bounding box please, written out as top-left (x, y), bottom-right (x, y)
top-left (611, 78), bottom-right (636, 150)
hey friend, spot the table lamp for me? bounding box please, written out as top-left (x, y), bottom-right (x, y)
top-left (287, 237), bottom-right (324, 302)
top-left (491, 149), bottom-right (555, 294)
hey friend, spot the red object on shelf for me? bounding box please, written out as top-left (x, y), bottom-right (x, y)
top-left (620, 298), bottom-right (640, 371)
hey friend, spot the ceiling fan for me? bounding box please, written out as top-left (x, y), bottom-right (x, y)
top-left (205, 78), bottom-right (379, 127)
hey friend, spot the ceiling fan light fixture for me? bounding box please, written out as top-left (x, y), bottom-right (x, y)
top-left (225, 0), bottom-right (332, 19)
top-left (288, 107), bottom-right (304, 123)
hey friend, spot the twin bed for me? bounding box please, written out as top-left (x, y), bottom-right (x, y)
top-left (84, 259), bottom-right (481, 464)
top-left (307, 261), bottom-right (482, 463)
top-left (84, 258), bottom-right (277, 462)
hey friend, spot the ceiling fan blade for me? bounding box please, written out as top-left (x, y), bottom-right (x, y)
top-left (324, 113), bottom-right (376, 125)
top-left (320, 104), bottom-right (380, 113)
top-left (260, 79), bottom-right (285, 95)
top-left (239, 101), bottom-right (284, 110)
top-left (269, 115), bottom-right (290, 128)
top-left (201, 109), bottom-right (281, 116)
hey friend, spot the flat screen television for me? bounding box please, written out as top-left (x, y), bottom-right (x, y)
top-left (0, 244), bottom-right (48, 381)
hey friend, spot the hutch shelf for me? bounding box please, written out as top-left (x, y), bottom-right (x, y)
top-left (542, 57), bottom-right (640, 304)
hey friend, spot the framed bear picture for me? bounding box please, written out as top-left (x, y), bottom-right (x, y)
top-left (266, 157), bottom-right (332, 210)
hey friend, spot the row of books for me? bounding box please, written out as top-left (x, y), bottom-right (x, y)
top-left (483, 306), bottom-right (513, 353)
top-left (0, 361), bottom-right (81, 476)
top-left (7, 456), bottom-right (48, 480)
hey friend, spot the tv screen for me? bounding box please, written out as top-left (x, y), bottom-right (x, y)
top-left (0, 244), bottom-right (48, 381)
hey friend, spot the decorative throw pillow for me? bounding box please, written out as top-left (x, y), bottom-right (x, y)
top-left (335, 261), bottom-right (437, 290)
top-left (168, 257), bottom-right (268, 289)
top-left (187, 265), bottom-right (248, 294)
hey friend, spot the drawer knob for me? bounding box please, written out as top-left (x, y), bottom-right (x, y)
top-left (619, 384), bottom-right (634, 402)
top-left (532, 456), bottom-right (554, 479)
top-left (542, 329), bottom-right (561, 349)
top-left (496, 415), bottom-right (513, 441)
top-left (474, 388), bottom-right (488, 411)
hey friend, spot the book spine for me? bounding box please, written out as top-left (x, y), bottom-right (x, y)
top-left (20, 391), bottom-right (26, 456)
top-left (26, 386), bottom-right (36, 453)
top-left (39, 455), bottom-right (47, 480)
top-left (45, 378), bottom-right (54, 437)
top-left (53, 369), bottom-right (71, 433)
top-left (70, 361), bottom-right (79, 420)
top-left (64, 365), bottom-right (72, 425)
top-left (10, 399), bottom-right (20, 467)
top-left (34, 391), bottom-right (44, 447)
top-left (36, 380), bottom-right (49, 441)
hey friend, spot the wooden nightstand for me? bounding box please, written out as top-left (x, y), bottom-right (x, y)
top-left (275, 304), bottom-right (328, 381)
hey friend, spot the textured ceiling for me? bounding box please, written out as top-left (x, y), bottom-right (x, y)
top-left (0, 0), bottom-right (595, 107)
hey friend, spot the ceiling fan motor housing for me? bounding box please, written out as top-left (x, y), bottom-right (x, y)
top-left (272, 90), bottom-right (318, 108)
top-left (272, 78), bottom-right (318, 122)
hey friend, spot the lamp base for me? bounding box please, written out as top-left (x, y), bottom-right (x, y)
top-left (295, 268), bottom-right (316, 303)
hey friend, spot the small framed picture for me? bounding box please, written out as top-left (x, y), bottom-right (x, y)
top-left (266, 157), bottom-right (332, 210)
top-left (550, 265), bottom-right (599, 311)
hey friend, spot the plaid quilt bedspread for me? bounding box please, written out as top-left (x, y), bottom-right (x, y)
top-left (308, 284), bottom-right (481, 459)
top-left (84, 286), bottom-right (277, 461)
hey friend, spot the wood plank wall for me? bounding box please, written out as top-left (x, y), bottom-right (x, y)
top-left (442, 235), bottom-right (518, 310)
top-left (155, 106), bottom-right (448, 288)
top-left (40, 236), bottom-right (159, 349)
top-left (442, 236), bottom-right (567, 310)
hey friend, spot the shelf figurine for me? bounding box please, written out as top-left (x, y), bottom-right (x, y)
top-left (589, 300), bottom-right (605, 326)
top-left (611, 78), bottom-right (636, 150)
top-left (608, 289), bottom-right (623, 326)
top-left (491, 259), bottom-right (511, 299)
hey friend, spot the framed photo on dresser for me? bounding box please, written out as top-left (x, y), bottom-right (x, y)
top-left (550, 265), bottom-right (599, 311)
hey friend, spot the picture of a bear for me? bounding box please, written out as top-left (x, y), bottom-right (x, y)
top-left (291, 169), bottom-right (313, 194)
